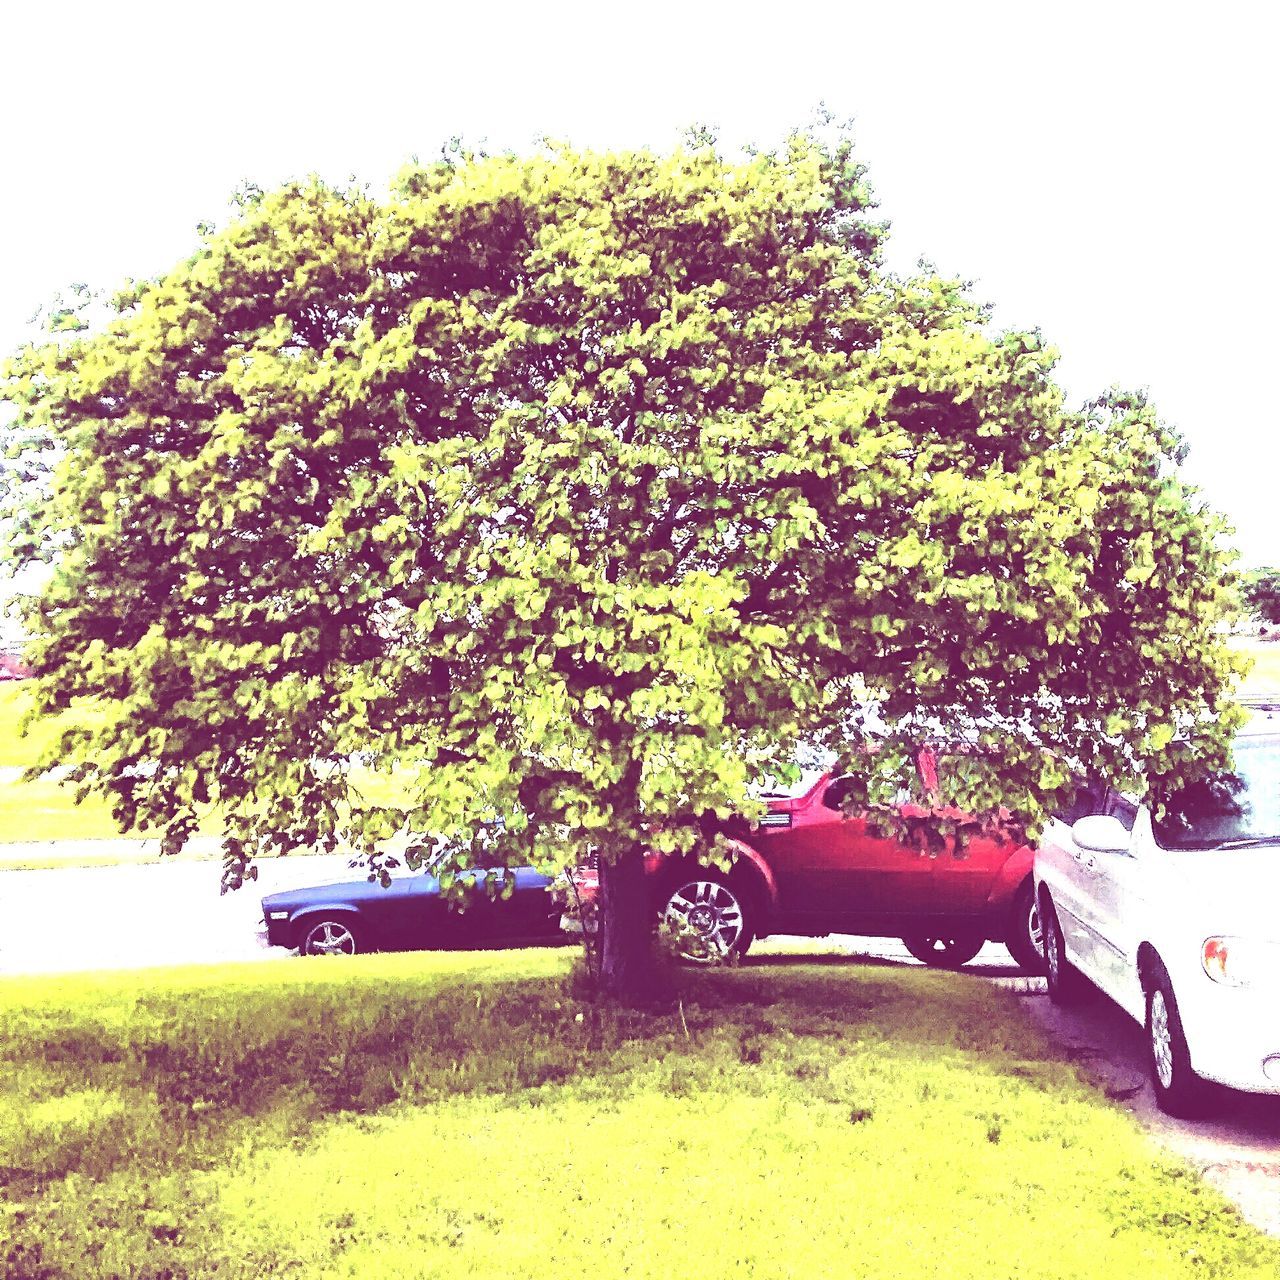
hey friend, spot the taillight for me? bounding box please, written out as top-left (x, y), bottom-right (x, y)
top-left (1202, 937), bottom-right (1231, 983)
top-left (1200, 936), bottom-right (1280, 988)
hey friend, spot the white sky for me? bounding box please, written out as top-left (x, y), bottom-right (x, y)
top-left (2, 0), bottom-right (1275, 565)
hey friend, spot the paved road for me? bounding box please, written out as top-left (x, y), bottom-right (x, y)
top-left (2, 858), bottom-right (1278, 1232)
top-left (0, 852), bottom-right (360, 975)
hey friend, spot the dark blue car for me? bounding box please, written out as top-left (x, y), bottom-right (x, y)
top-left (260, 866), bottom-right (567, 956)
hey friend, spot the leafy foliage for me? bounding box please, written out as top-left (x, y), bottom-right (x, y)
top-left (0, 126), bottom-right (1245, 981)
top-left (1243, 567), bottom-right (1280, 627)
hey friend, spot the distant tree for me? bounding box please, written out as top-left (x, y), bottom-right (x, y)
top-left (1243, 568), bottom-right (1280, 627)
top-left (1, 126), bottom-right (1246, 1001)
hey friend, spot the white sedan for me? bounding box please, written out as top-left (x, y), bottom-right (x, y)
top-left (1034, 704), bottom-right (1280, 1115)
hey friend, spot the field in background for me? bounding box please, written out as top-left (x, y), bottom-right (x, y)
top-left (2, 640), bottom-right (1276, 857)
top-left (0, 683), bottom-right (72, 770)
top-left (0, 683), bottom-right (409, 860)
top-left (2, 950), bottom-right (1275, 1279)
top-left (1241, 639), bottom-right (1280, 695)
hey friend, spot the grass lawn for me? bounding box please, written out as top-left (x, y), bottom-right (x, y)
top-left (0, 684), bottom-right (405, 857)
top-left (0, 684), bottom-right (128, 847)
top-left (0, 683), bottom-right (77, 771)
top-left (0, 775), bottom-right (122, 847)
top-left (1239, 639), bottom-right (1280, 696)
top-left (1, 950), bottom-right (1275, 1279)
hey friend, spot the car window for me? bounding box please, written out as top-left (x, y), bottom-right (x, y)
top-left (1153, 737), bottom-right (1280, 850)
top-left (822, 776), bottom-right (859, 812)
top-left (1053, 776), bottom-right (1106, 825)
top-left (1105, 789), bottom-right (1139, 832)
top-left (758, 768), bottom-right (829, 800)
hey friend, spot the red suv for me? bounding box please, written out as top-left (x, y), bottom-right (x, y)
top-left (633, 765), bottom-right (1043, 972)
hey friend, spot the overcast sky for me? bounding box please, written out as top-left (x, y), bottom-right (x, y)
top-left (2, 0), bottom-right (1275, 565)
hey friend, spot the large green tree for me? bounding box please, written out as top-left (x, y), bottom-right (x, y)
top-left (2, 128), bottom-right (1244, 999)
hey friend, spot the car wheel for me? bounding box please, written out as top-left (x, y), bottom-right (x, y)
top-left (1042, 897), bottom-right (1087, 1005)
top-left (299, 917), bottom-right (361, 957)
top-left (1146, 965), bottom-right (1209, 1117)
top-left (1005, 880), bottom-right (1046, 974)
top-left (661, 873), bottom-right (754, 963)
top-left (901, 934), bottom-right (985, 968)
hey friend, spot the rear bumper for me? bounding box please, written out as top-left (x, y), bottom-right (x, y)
top-left (1180, 980), bottom-right (1280, 1094)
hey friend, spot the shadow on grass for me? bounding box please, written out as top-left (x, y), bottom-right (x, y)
top-left (3, 954), bottom-right (1055, 1185)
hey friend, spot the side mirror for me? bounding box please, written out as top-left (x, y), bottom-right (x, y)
top-left (1071, 815), bottom-right (1131, 854)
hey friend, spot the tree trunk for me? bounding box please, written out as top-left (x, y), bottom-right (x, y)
top-left (598, 846), bottom-right (655, 1004)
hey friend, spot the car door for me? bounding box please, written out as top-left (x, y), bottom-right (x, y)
top-left (1037, 775), bottom-right (1108, 977)
top-left (485, 867), bottom-right (560, 942)
top-left (341, 877), bottom-right (430, 951)
top-left (1080, 789), bottom-right (1144, 1001)
top-left (928, 827), bottom-right (1023, 914)
top-left (919, 753), bottom-right (1024, 915)
top-left (404, 874), bottom-right (472, 949)
top-left (765, 774), bottom-right (937, 920)
top-left (442, 870), bottom-right (511, 947)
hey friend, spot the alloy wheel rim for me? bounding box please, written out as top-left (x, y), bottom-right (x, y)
top-left (1151, 990), bottom-right (1175, 1089)
top-left (1046, 920), bottom-right (1060, 986)
top-left (665, 881), bottom-right (744, 958)
top-left (307, 922), bottom-right (356, 956)
top-left (1028, 903), bottom-right (1043, 958)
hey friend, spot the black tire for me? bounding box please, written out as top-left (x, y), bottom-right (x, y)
top-left (1042, 896), bottom-right (1088, 1005)
top-left (1146, 964), bottom-right (1210, 1117)
top-left (1005, 880), bottom-right (1046, 974)
top-left (659, 871), bottom-right (755, 963)
top-left (901, 933), bottom-right (985, 968)
top-left (298, 916), bottom-right (362, 957)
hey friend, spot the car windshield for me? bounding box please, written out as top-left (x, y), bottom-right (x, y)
top-left (756, 768), bottom-right (830, 800)
top-left (1153, 736), bottom-right (1280, 850)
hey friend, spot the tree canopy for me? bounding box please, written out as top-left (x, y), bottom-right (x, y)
top-left (1243, 568), bottom-right (1280, 628)
top-left (2, 126), bottom-right (1246, 995)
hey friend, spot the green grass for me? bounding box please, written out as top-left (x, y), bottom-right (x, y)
top-left (0, 683), bottom-right (65, 770)
top-left (0, 684), bottom-right (410, 853)
top-left (1238, 639), bottom-right (1280, 696)
top-left (0, 776), bottom-right (123, 846)
top-left (0, 834), bottom-right (249, 871)
top-left (0, 685), bottom-right (129, 845)
top-left (1, 950), bottom-right (1275, 1279)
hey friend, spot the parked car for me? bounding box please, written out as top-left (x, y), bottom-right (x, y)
top-left (0, 653), bottom-right (32, 681)
top-left (591, 760), bottom-right (1043, 973)
top-left (1035, 702), bottom-right (1280, 1114)
top-left (260, 865), bottom-right (567, 956)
